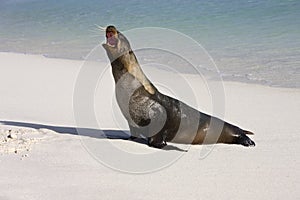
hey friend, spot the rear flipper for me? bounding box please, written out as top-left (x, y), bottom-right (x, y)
top-left (233, 134), bottom-right (255, 147)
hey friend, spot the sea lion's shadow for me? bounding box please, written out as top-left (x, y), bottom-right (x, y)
top-left (0, 120), bottom-right (187, 152)
top-left (94, 130), bottom-right (187, 152)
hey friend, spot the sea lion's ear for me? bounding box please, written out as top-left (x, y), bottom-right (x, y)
top-left (118, 32), bottom-right (131, 49)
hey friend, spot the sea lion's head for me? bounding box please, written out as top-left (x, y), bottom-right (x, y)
top-left (102, 25), bottom-right (156, 94)
top-left (102, 25), bottom-right (131, 62)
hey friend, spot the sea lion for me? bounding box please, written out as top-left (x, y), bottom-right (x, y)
top-left (102, 25), bottom-right (255, 148)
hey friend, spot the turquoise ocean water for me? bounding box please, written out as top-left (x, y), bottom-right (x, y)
top-left (0, 0), bottom-right (299, 88)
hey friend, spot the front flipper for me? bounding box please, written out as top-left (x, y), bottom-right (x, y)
top-left (148, 134), bottom-right (167, 149)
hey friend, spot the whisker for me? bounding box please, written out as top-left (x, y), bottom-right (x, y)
top-left (89, 29), bottom-right (101, 34)
top-left (88, 24), bottom-right (106, 39)
top-left (94, 24), bottom-right (106, 31)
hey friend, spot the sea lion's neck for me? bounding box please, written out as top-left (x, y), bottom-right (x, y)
top-left (111, 50), bottom-right (156, 95)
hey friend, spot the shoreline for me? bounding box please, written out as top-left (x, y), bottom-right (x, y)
top-left (1, 51), bottom-right (299, 90)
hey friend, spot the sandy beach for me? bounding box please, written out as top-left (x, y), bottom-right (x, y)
top-left (0, 52), bottom-right (299, 199)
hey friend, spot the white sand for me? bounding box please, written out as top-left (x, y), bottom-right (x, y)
top-left (0, 52), bottom-right (299, 199)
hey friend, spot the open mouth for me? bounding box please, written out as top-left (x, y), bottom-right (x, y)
top-left (106, 32), bottom-right (117, 47)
